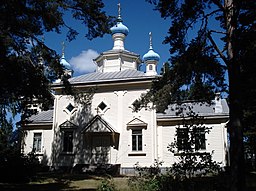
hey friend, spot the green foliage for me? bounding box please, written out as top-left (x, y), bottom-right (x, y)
top-left (133, 55), bottom-right (225, 113)
top-left (0, 1), bottom-right (113, 183)
top-left (0, 120), bottom-right (40, 182)
top-left (0, 0), bottom-right (114, 126)
top-left (167, 111), bottom-right (221, 181)
top-left (140, 1), bottom-right (256, 190)
top-left (129, 109), bottom-right (222, 190)
top-left (128, 160), bottom-right (163, 191)
top-left (97, 176), bottom-right (116, 191)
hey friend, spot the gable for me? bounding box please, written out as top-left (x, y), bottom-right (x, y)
top-left (127, 118), bottom-right (147, 129)
top-left (59, 120), bottom-right (77, 129)
top-left (83, 115), bottom-right (117, 133)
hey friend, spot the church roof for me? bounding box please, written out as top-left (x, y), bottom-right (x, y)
top-left (68, 69), bottom-right (155, 84)
top-left (25, 99), bottom-right (229, 125)
top-left (157, 99), bottom-right (229, 120)
top-left (94, 49), bottom-right (140, 61)
top-left (26, 110), bottom-right (53, 124)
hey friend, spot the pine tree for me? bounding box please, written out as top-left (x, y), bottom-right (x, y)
top-left (135, 1), bottom-right (256, 190)
top-left (0, 0), bottom-right (113, 125)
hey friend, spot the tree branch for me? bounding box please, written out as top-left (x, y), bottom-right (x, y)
top-left (207, 32), bottom-right (228, 64)
top-left (209, 29), bottom-right (227, 35)
top-left (211, 0), bottom-right (225, 12)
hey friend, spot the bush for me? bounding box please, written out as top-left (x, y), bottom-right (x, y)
top-left (97, 176), bottom-right (117, 191)
top-left (128, 160), bottom-right (164, 191)
top-left (0, 151), bottom-right (40, 183)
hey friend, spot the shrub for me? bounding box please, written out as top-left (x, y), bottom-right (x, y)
top-left (97, 176), bottom-right (117, 191)
top-left (0, 150), bottom-right (40, 183)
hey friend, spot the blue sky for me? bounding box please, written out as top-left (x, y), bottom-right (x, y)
top-left (44, 0), bottom-right (171, 76)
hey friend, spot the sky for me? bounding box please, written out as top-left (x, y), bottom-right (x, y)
top-left (44, 0), bottom-right (171, 76)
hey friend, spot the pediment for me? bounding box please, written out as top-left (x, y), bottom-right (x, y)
top-left (127, 118), bottom-right (147, 129)
top-left (83, 115), bottom-right (117, 133)
top-left (59, 120), bottom-right (77, 129)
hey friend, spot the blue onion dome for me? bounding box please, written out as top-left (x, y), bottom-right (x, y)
top-left (110, 3), bottom-right (129, 36)
top-left (60, 54), bottom-right (71, 70)
top-left (143, 32), bottom-right (160, 61)
top-left (110, 22), bottom-right (129, 36)
top-left (143, 49), bottom-right (160, 62)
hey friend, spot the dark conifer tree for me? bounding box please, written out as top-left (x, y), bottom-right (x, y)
top-left (134, 1), bottom-right (256, 190)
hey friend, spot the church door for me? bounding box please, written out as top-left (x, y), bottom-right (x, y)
top-left (90, 135), bottom-right (111, 164)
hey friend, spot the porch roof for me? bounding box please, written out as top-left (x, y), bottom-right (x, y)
top-left (82, 115), bottom-right (118, 133)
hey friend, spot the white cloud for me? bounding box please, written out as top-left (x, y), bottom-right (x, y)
top-left (69, 49), bottom-right (99, 75)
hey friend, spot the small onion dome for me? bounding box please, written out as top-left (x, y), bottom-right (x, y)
top-left (143, 49), bottom-right (160, 62)
top-left (143, 32), bottom-right (160, 62)
top-left (60, 55), bottom-right (71, 70)
top-left (110, 3), bottom-right (129, 36)
top-left (110, 22), bottom-right (129, 36)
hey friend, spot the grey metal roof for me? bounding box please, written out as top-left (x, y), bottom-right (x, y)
top-left (27, 110), bottom-right (53, 124)
top-left (69, 69), bottom-right (154, 84)
top-left (94, 49), bottom-right (140, 61)
top-left (157, 99), bottom-right (229, 119)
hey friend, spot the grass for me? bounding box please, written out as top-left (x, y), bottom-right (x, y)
top-left (0, 173), bottom-right (131, 191)
top-left (0, 172), bottom-right (255, 191)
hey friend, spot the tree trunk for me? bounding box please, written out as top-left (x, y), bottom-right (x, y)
top-left (225, 0), bottom-right (245, 190)
top-left (228, 65), bottom-right (245, 191)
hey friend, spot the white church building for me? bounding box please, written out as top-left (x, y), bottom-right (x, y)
top-left (22, 5), bottom-right (229, 175)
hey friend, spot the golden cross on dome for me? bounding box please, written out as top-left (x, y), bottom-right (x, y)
top-left (118, 2), bottom-right (121, 18)
top-left (61, 41), bottom-right (65, 56)
top-left (149, 32), bottom-right (153, 49)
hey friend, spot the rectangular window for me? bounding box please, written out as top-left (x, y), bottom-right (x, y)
top-left (176, 127), bottom-right (206, 152)
top-left (63, 131), bottom-right (73, 152)
top-left (177, 128), bottom-right (190, 151)
top-left (132, 129), bottom-right (142, 151)
top-left (33, 133), bottom-right (42, 152)
top-left (193, 128), bottom-right (206, 151)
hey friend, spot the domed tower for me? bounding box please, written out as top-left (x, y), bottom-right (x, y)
top-left (110, 3), bottom-right (129, 50)
top-left (60, 42), bottom-right (73, 78)
top-left (143, 32), bottom-right (160, 75)
top-left (93, 3), bottom-right (141, 73)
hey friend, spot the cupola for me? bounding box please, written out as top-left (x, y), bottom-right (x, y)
top-left (60, 42), bottom-right (73, 78)
top-left (110, 3), bottom-right (129, 50)
top-left (143, 32), bottom-right (160, 75)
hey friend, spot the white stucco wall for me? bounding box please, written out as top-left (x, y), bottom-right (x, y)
top-left (23, 81), bottom-right (228, 173)
top-left (157, 123), bottom-right (228, 167)
top-left (23, 128), bottom-right (54, 166)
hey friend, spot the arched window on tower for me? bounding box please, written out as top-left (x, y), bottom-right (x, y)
top-left (149, 65), bottom-right (153, 70)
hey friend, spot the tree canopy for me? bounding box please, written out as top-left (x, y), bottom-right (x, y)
top-left (0, 0), bottom-right (114, 126)
top-left (134, 1), bottom-right (256, 190)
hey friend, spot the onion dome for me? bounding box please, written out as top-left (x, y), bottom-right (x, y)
top-left (143, 32), bottom-right (160, 62)
top-left (60, 41), bottom-right (71, 70)
top-left (110, 22), bottom-right (129, 36)
top-left (60, 54), bottom-right (71, 70)
top-left (110, 3), bottom-right (129, 36)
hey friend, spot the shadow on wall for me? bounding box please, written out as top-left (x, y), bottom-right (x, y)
top-left (50, 90), bottom-right (118, 173)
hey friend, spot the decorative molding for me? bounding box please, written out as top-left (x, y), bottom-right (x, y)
top-left (128, 153), bottom-right (146, 156)
top-left (127, 117), bottom-right (147, 130)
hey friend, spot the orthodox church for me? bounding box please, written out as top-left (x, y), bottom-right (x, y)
top-left (22, 5), bottom-right (229, 174)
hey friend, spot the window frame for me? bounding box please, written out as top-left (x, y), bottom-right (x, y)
top-left (176, 127), bottom-right (207, 152)
top-left (176, 128), bottom-right (190, 151)
top-left (193, 128), bottom-right (206, 151)
top-left (33, 132), bottom-right (42, 153)
top-left (132, 129), bottom-right (143, 151)
top-left (62, 130), bottom-right (74, 153)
